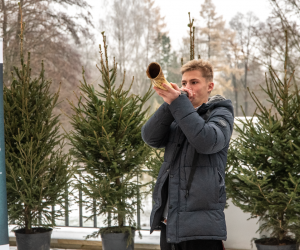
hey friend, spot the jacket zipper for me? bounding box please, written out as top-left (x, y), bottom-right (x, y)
top-left (176, 143), bottom-right (183, 243)
top-left (162, 137), bottom-right (181, 233)
top-left (170, 132), bottom-right (183, 243)
top-left (151, 127), bottom-right (184, 235)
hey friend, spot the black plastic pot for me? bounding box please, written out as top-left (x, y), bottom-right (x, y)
top-left (255, 239), bottom-right (299, 250)
top-left (14, 227), bottom-right (52, 250)
top-left (101, 228), bottom-right (135, 250)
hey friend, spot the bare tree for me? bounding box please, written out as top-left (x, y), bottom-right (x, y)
top-left (269, 0), bottom-right (300, 79)
top-left (199, 0), bottom-right (225, 59)
top-left (0, 0), bottom-right (94, 81)
top-left (222, 39), bottom-right (244, 116)
top-left (229, 12), bottom-right (259, 115)
top-left (98, 0), bottom-right (167, 102)
top-left (0, 0), bottom-right (94, 155)
top-left (251, 0), bottom-right (300, 82)
top-left (179, 0), bottom-right (235, 97)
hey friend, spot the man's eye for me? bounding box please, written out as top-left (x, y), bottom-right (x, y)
top-left (182, 83), bottom-right (186, 86)
top-left (192, 81), bottom-right (197, 84)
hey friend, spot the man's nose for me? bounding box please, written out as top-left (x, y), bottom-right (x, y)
top-left (185, 82), bottom-right (192, 89)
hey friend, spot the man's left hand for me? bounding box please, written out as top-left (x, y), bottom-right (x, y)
top-left (153, 82), bottom-right (181, 105)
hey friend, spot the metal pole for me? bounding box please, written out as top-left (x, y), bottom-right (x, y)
top-left (51, 205), bottom-right (55, 225)
top-left (93, 177), bottom-right (97, 228)
top-left (79, 176), bottom-right (83, 227)
top-left (0, 38), bottom-right (9, 249)
top-left (65, 183), bottom-right (69, 227)
top-left (93, 198), bottom-right (97, 228)
top-left (137, 174), bottom-right (140, 229)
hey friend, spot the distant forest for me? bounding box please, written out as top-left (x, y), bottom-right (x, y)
top-left (1, 0), bottom-right (299, 155)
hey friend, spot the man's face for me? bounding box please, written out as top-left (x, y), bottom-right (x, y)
top-left (181, 70), bottom-right (214, 108)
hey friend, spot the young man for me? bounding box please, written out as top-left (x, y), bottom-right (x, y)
top-left (141, 59), bottom-right (234, 250)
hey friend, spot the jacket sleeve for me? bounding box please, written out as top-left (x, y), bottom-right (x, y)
top-left (141, 102), bottom-right (175, 148)
top-left (168, 95), bottom-right (234, 154)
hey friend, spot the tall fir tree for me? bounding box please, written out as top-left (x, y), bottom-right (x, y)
top-left (160, 34), bottom-right (171, 70)
top-left (166, 51), bottom-right (182, 86)
top-left (4, 4), bottom-right (73, 234)
top-left (61, 32), bottom-right (154, 247)
top-left (226, 31), bottom-right (300, 244)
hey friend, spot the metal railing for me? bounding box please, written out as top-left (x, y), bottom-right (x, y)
top-left (62, 169), bottom-right (152, 229)
top-left (10, 168), bottom-right (153, 230)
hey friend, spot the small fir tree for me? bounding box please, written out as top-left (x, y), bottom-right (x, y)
top-left (226, 31), bottom-right (300, 244)
top-left (61, 32), bottom-right (154, 246)
top-left (4, 4), bottom-right (73, 234)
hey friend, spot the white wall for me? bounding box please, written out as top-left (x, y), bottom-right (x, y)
top-left (224, 198), bottom-right (260, 250)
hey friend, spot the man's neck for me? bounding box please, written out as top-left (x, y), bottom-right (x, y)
top-left (193, 98), bottom-right (209, 109)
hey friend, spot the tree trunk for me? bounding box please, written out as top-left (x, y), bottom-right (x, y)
top-left (16, 0), bottom-right (23, 38)
top-left (244, 61), bottom-right (248, 116)
top-left (145, 2), bottom-right (150, 68)
top-left (278, 212), bottom-right (285, 241)
top-left (208, 17), bottom-right (211, 59)
top-left (2, 0), bottom-right (7, 49)
top-left (24, 205), bottom-right (31, 234)
top-left (116, 177), bottom-right (124, 227)
top-left (208, 34), bottom-right (211, 59)
top-left (11, 0), bottom-right (24, 74)
top-left (1, 0), bottom-right (8, 81)
top-left (231, 73), bottom-right (238, 116)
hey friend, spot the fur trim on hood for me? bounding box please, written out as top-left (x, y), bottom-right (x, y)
top-left (207, 94), bottom-right (226, 104)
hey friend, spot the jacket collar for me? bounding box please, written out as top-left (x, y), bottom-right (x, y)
top-left (196, 95), bottom-right (229, 115)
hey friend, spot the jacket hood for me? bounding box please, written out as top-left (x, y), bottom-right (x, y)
top-left (198, 94), bottom-right (234, 117)
top-left (207, 94), bottom-right (226, 104)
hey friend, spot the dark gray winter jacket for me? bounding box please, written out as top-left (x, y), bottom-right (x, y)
top-left (141, 94), bottom-right (234, 243)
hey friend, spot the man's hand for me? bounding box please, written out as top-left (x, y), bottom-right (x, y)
top-left (153, 82), bottom-right (181, 105)
top-left (180, 86), bottom-right (195, 103)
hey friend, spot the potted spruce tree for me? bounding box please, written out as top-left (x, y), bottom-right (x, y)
top-left (226, 31), bottom-right (300, 249)
top-left (4, 4), bottom-right (73, 250)
top-left (61, 32), bottom-right (154, 250)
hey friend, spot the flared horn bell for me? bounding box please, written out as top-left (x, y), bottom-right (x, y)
top-left (146, 62), bottom-right (173, 90)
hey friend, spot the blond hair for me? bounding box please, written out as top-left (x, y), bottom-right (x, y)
top-left (180, 59), bottom-right (214, 82)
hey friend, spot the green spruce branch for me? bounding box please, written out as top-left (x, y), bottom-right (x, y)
top-left (226, 30), bottom-right (300, 244)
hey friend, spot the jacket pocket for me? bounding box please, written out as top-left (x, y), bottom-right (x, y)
top-left (178, 210), bottom-right (226, 238)
top-left (218, 170), bottom-right (225, 187)
top-left (218, 170), bottom-right (226, 203)
top-left (183, 166), bottom-right (219, 211)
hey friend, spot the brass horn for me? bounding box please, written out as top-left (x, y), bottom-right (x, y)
top-left (146, 62), bottom-right (173, 90)
top-left (146, 62), bottom-right (188, 96)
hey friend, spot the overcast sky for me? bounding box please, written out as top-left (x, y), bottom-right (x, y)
top-left (89, 0), bottom-right (272, 51)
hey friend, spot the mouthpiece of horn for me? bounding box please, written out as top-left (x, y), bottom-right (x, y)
top-left (146, 62), bottom-right (173, 90)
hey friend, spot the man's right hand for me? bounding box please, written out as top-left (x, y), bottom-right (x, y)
top-left (179, 86), bottom-right (195, 103)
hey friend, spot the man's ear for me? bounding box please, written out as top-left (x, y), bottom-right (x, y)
top-left (208, 82), bottom-right (214, 93)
